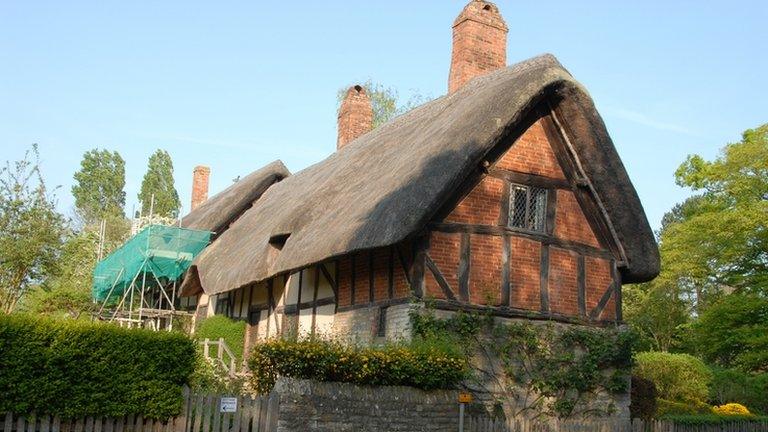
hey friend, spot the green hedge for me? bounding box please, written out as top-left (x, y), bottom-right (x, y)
top-left (634, 352), bottom-right (712, 403)
top-left (660, 414), bottom-right (768, 425)
top-left (0, 314), bottom-right (195, 419)
top-left (709, 368), bottom-right (768, 414)
top-left (248, 338), bottom-right (468, 394)
top-left (195, 316), bottom-right (246, 362)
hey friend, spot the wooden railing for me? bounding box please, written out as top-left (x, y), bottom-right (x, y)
top-left (2, 388), bottom-right (278, 432)
top-left (200, 338), bottom-right (237, 378)
top-left (464, 416), bottom-right (768, 432)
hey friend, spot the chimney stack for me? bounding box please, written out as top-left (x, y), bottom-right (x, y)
top-left (448, 0), bottom-right (508, 93)
top-left (191, 165), bottom-right (210, 210)
top-left (337, 85), bottom-right (373, 149)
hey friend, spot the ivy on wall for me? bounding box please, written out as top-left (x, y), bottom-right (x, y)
top-left (409, 307), bottom-right (634, 419)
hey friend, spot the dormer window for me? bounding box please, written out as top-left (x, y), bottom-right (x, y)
top-left (508, 184), bottom-right (547, 232)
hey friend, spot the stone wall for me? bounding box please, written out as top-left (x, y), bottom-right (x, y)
top-left (273, 378), bottom-right (461, 432)
top-left (330, 303), bottom-right (413, 344)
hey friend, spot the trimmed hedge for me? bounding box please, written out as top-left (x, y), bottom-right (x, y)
top-left (634, 352), bottom-right (712, 403)
top-left (248, 338), bottom-right (468, 394)
top-left (195, 315), bottom-right (246, 363)
top-left (0, 314), bottom-right (195, 419)
top-left (660, 414), bottom-right (768, 425)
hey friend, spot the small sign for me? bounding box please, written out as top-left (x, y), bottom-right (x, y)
top-left (458, 392), bottom-right (473, 404)
top-left (220, 397), bottom-right (238, 413)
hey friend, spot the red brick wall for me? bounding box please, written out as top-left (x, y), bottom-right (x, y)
top-left (548, 247), bottom-right (579, 316)
top-left (338, 256), bottom-right (352, 307)
top-left (445, 176), bottom-right (503, 225)
top-left (424, 115), bottom-right (619, 321)
top-left (555, 190), bottom-right (601, 248)
top-left (494, 120), bottom-right (565, 180)
top-left (509, 237), bottom-right (541, 310)
top-left (585, 256), bottom-right (615, 320)
top-left (335, 247), bottom-right (413, 307)
top-left (337, 86), bottom-right (373, 149)
top-left (426, 232), bottom-right (461, 300)
top-left (469, 234), bottom-right (503, 305)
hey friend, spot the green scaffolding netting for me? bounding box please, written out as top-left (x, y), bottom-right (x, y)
top-left (92, 225), bottom-right (212, 303)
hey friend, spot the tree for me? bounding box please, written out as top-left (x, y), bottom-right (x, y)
top-left (690, 293), bottom-right (768, 372)
top-left (625, 124), bottom-right (768, 352)
top-left (138, 150), bottom-right (180, 217)
top-left (71, 149), bottom-right (126, 223)
top-left (337, 80), bottom-right (432, 129)
top-left (0, 145), bottom-right (66, 314)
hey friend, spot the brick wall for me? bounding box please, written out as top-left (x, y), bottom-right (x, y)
top-left (191, 165), bottom-right (210, 210)
top-left (337, 85), bottom-right (373, 149)
top-left (428, 114), bottom-right (619, 322)
top-left (274, 378), bottom-right (461, 432)
top-left (448, 1), bottom-right (508, 93)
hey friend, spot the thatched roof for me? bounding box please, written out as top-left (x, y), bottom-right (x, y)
top-left (180, 160), bottom-right (289, 234)
top-left (183, 54), bottom-right (659, 296)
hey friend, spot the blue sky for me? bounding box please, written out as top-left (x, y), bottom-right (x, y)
top-left (1, 1), bottom-right (766, 229)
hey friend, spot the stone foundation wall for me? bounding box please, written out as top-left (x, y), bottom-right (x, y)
top-left (330, 303), bottom-right (413, 344)
top-left (273, 378), bottom-right (461, 432)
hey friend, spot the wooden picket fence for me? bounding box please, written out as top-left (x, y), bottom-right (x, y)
top-left (465, 415), bottom-right (768, 432)
top-left (2, 389), bottom-right (278, 432)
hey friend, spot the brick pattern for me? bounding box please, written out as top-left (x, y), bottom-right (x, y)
top-left (494, 120), bottom-right (565, 180)
top-left (548, 247), bottom-right (579, 316)
top-left (509, 237), bottom-right (541, 310)
top-left (426, 232), bottom-right (461, 299)
top-left (335, 247), bottom-right (412, 307)
top-left (555, 190), bottom-right (601, 248)
top-left (445, 176), bottom-right (503, 225)
top-left (448, 1), bottom-right (508, 93)
top-left (191, 165), bottom-right (210, 210)
top-left (585, 256), bottom-right (614, 318)
top-left (337, 256), bottom-right (352, 307)
top-left (469, 234), bottom-right (503, 305)
top-left (337, 86), bottom-right (373, 149)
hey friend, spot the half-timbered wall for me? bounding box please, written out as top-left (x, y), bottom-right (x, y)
top-left (425, 114), bottom-right (621, 322)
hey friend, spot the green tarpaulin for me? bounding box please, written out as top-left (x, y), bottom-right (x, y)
top-left (92, 225), bottom-right (211, 302)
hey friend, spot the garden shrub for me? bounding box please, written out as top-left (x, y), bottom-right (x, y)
top-left (713, 403), bottom-right (751, 416)
top-left (634, 352), bottom-right (712, 403)
top-left (195, 315), bottom-right (246, 362)
top-left (660, 414), bottom-right (768, 425)
top-left (656, 399), bottom-right (712, 417)
top-left (629, 375), bottom-right (657, 420)
top-left (0, 314), bottom-right (195, 418)
top-left (709, 367), bottom-right (768, 414)
top-left (248, 337), bottom-right (468, 394)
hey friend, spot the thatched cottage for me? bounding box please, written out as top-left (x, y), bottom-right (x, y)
top-left (178, 0), bottom-right (659, 359)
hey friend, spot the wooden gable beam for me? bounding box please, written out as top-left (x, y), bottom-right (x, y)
top-left (424, 254), bottom-right (458, 301)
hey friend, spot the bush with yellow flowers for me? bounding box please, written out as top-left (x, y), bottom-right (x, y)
top-left (248, 337), bottom-right (469, 394)
top-left (712, 403), bottom-right (752, 416)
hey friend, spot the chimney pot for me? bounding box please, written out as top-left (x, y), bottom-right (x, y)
top-left (191, 165), bottom-right (210, 210)
top-left (337, 85), bottom-right (373, 149)
top-left (448, 0), bottom-right (508, 93)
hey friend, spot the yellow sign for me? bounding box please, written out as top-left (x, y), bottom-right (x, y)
top-left (458, 392), bottom-right (473, 404)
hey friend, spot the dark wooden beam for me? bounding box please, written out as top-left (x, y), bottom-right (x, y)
top-left (498, 181), bottom-right (510, 227)
top-left (319, 263), bottom-right (338, 302)
top-left (613, 261), bottom-right (623, 322)
top-left (545, 188), bottom-right (558, 236)
top-left (396, 243), bottom-right (413, 288)
top-left (368, 250), bottom-right (375, 304)
top-left (501, 234), bottom-right (511, 307)
top-left (540, 245), bottom-right (550, 312)
top-left (577, 255), bottom-right (586, 317)
top-left (350, 253), bottom-right (356, 306)
top-left (488, 168), bottom-right (571, 190)
top-left (589, 282), bottom-right (615, 321)
top-left (387, 247), bottom-right (395, 299)
top-left (429, 299), bottom-right (619, 327)
top-left (311, 265), bottom-right (320, 334)
top-left (336, 297), bottom-right (410, 313)
top-left (411, 235), bottom-right (427, 298)
top-left (429, 222), bottom-right (613, 259)
top-left (458, 232), bottom-right (471, 301)
top-left (425, 253), bottom-right (457, 301)
top-left (277, 297), bottom-right (336, 315)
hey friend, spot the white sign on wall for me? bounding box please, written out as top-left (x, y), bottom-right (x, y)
top-left (220, 397), bottom-right (238, 413)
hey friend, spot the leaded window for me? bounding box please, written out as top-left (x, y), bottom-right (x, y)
top-left (508, 184), bottom-right (547, 232)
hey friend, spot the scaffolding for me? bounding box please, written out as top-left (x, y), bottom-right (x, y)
top-left (92, 224), bottom-right (212, 330)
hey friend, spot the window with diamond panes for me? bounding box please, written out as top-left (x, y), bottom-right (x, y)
top-left (508, 184), bottom-right (547, 232)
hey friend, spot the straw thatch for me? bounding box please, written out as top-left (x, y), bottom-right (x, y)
top-left (183, 54), bottom-right (659, 296)
top-left (180, 160), bottom-right (289, 235)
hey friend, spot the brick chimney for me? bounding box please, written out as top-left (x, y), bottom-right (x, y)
top-left (337, 85), bottom-right (373, 149)
top-left (191, 165), bottom-right (210, 210)
top-left (448, 0), bottom-right (508, 93)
